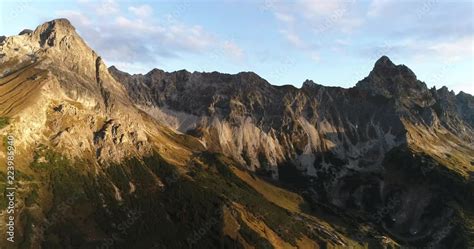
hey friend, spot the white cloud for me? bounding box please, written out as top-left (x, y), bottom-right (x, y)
top-left (274, 12), bottom-right (294, 24)
top-left (336, 16), bottom-right (364, 33)
top-left (128, 4), bottom-right (153, 17)
top-left (165, 24), bottom-right (213, 51)
top-left (269, 0), bottom-right (360, 63)
top-left (57, 3), bottom-right (245, 68)
top-left (298, 0), bottom-right (345, 17)
top-left (112, 16), bottom-right (215, 54)
top-left (280, 29), bottom-right (306, 48)
top-left (223, 41), bottom-right (244, 61)
top-left (270, 0), bottom-right (361, 38)
top-left (367, 0), bottom-right (394, 17)
top-left (95, 0), bottom-right (119, 15)
top-left (428, 36), bottom-right (474, 62)
top-left (56, 10), bottom-right (91, 26)
top-left (304, 0), bottom-right (361, 34)
top-left (114, 16), bottom-right (154, 33)
top-left (385, 36), bottom-right (474, 63)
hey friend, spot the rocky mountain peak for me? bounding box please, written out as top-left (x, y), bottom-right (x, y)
top-left (0, 18), bottom-right (134, 114)
top-left (108, 65), bottom-right (120, 72)
top-left (234, 71), bottom-right (271, 88)
top-left (373, 55), bottom-right (395, 68)
top-left (356, 56), bottom-right (425, 99)
top-left (457, 91), bottom-right (471, 98)
top-left (108, 65), bottom-right (133, 77)
top-left (9, 18), bottom-right (102, 81)
top-left (145, 68), bottom-right (167, 78)
top-left (370, 55), bottom-right (417, 82)
top-left (301, 79), bottom-right (321, 89)
top-left (437, 85), bottom-right (456, 96)
top-left (18, 29), bottom-right (33, 36)
top-left (31, 18), bottom-right (77, 47)
top-left (0, 18), bottom-right (84, 62)
top-left (455, 90), bottom-right (474, 127)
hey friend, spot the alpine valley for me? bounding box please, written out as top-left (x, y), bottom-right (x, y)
top-left (0, 19), bottom-right (473, 249)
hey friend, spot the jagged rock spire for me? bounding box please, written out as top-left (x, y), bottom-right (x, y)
top-left (356, 56), bottom-right (422, 98)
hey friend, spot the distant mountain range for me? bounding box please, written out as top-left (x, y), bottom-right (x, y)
top-left (0, 18), bottom-right (473, 249)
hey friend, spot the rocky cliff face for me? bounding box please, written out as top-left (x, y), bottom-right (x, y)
top-left (110, 54), bottom-right (474, 248)
top-left (0, 19), bottom-right (170, 163)
top-left (110, 56), bottom-right (473, 174)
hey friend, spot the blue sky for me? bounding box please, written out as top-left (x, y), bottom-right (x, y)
top-left (1, 0), bottom-right (473, 94)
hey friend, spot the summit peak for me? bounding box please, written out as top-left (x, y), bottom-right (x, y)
top-left (42, 18), bottom-right (75, 31)
top-left (374, 55), bottom-right (395, 68)
top-left (32, 18), bottom-right (77, 47)
top-left (355, 56), bottom-right (423, 98)
top-left (367, 55), bottom-right (417, 81)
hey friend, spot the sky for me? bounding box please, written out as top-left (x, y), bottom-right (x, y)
top-left (0, 0), bottom-right (473, 94)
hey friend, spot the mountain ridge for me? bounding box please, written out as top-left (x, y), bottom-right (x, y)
top-left (109, 53), bottom-right (473, 172)
top-left (109, 55), bottom-right (472, 97)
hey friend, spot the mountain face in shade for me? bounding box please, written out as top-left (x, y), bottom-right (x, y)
top-left (0, 19), bottom-right (473, 249)
top-left (109, 55), bottom-right (473, 174)
top-left (110, 51), bottom-right (474, 248)
top-left (357, 55), bottom-right (420, 97)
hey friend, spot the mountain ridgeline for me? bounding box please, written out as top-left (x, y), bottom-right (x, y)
top-left (0, 18), bottom-right (473, 249)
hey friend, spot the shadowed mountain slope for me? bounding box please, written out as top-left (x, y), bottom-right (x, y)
top-left (110, 53), bottom-right (474, 248)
